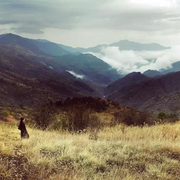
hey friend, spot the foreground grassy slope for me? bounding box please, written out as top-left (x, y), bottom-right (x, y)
top-left (1, 123), bottom-right (180, 180)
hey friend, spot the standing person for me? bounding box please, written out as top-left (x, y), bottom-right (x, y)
top-left (18, 117), bottom-right (29, 139)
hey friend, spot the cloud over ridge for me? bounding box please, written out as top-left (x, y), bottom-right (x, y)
top-left (89, 46), bottom-right (180, 74)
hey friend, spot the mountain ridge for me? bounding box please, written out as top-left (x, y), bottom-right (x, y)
top-left (75, 40), bottom-right (170, 53)
top-left (0, 33), bottom-right (72, 56)
top-left (106, 71), bottom-right (180, 115)
top-left (0, 44), bottom-right (98, 106)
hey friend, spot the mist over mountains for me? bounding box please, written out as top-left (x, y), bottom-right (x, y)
top-left (1, 33), bottom-right (179, 76)
top-left (76, 39), bottom-right (170, 53)
top-left (0, 33), bottom-right (180, 115)
top-left (88, 45), bottom-right (180, 74)
top-left (1, 33), bottom-right (180, 79)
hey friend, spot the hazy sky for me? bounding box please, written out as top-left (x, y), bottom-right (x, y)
top-left (0, 0), bottom-right (180, 47)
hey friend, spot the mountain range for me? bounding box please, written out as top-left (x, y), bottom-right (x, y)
top-left (0, 33), bottom-right (180, 116)
top-left (75, 40), bottom-right (170, 53)
top-left (0, 33), bottom-right (170, 55)
top-left (1, 33), bottom-right (176, 76)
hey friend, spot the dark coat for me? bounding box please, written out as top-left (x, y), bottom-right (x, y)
top-left (18, 121), bottom-right (29, 138)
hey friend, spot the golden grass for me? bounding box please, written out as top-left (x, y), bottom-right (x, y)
top-left (1, 122), bottom-right (180, 179)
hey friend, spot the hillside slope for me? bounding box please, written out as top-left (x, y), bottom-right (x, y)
top-left (0, 45), bottom-right (97, 106)
top-left (105, 72), bottom-right (149, 95)
top-left (107, 72), bottom-right (180, 115)
top-left (0, 33), bottom-right (71, 56)
top-left (1, 123), bottom-right (180, 180)
top-left (55, 54), bottom-right (121, 85)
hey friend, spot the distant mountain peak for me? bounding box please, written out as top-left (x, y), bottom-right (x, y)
top-left (110, 40), bottom-right (170, 51)
top-left (119, 39), bottom-right (130, 42)
top-left (105, 71), bottom-right (149, 95)
top-left (6, 33), bottom-right (22, 38)
top-left (126, 71), bottom-right (142, 76)
top-left (7, 33), bottom-right (15, 35)
top-left (75, 39), bottom-right (170, 53)
top-left (35, 39), bottom-right (51, 43)
top-left (143, 70), bottom-right (162, 77)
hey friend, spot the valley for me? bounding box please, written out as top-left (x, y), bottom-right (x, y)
top-left (0, 33), bottom-right (180, 117)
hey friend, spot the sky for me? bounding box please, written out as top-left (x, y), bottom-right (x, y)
top-left (0, 0), bottom-right (180, 48)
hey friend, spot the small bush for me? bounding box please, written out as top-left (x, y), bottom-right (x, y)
top-left (30, 101), bottom-right (103, 131)
top-left (61, 105), bottom-right (102, 132)
top-left (30, 103), bottom-right (58, 130)
top-left (114, 111), bottom-right (150, 126)
top-left (88, 115), bottom-right (102, 140)
top-left (156, 112), bottom-right (178, 124)
top-left (157, 112), bottom-right (168, 120)
top-left (0, 109), bottom-right (10, 117)
top-left (50, 116), bottom-right (69, 130)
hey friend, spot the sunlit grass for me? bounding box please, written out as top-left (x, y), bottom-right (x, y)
top-left (1, 122), bottom-right (180, 179)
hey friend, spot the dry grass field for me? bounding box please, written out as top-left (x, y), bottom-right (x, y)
top-left (1, 122), bottom-right (180, 180)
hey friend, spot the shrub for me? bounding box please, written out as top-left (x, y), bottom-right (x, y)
top-left (61, 105), bottom-right (102, 132)
top-left (88, 114), bottom-right (102, 140)
top-left (30, 103), bottom-right (58, 130)
top-left (157, 112), bottom-right (168, 120)
top-left (30, 101), bottom-right (103, 131)
top-left (114, 111), bottom-right (150, 126)
top-left (0, 109), bottom-right (10, 117)
top-left (50, 116), bottom-right (70, 130)
top-left (156, 112), bottom-right (178, 124)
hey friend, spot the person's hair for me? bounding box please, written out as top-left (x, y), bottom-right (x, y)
top-left (20, 117), bottom-right (25, 122)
